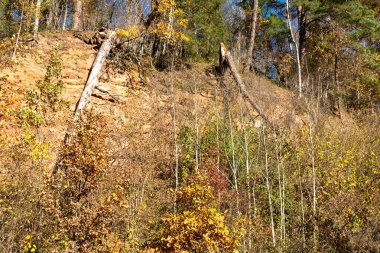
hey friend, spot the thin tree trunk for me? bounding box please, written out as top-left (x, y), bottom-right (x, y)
top-left (297, 157), bottom-right (306, 249)
top-left (244, 0), bottom-right (259, 72)
top-left (170, 57), bottom-right (179, 212)
top-left (33, 0), bottom-right (42, 39)
top-left (62, 0), bottom-right (68, 30)
top-left (309, 123), bottom-right (318, 251)
top-left (281, 150), bottom-right (286, 251)
top-left (168, 0), bottom-right (174, 38)
top-left (12, 2), bottom-right (25, 61)
top-left (275, 135), bottom-right (284, 252)
top-left (47, 0), bottom-right (54, 30)
top-left (276, 133), bottom-right (286, 251)
top-left (72, 0), bottom-right (83, 31)
top-left (65, 31), bottom-right (115, 143)
top-left (194, 79), bottom-right (200, 171)
top-left (263, 129), bottom-right (276, 248)
top-left (285, 0), bottom-right (303, 97)
top-left (228, 109), bottom-right (238, 192)
top-left (239, 99), bottom-right (253, 251)
top-left (108, 0), bottom-right (118, 29)
top-left (215, 83), bottom-right (221, 172)
top-left (214, 80), bottom-right (222, 211)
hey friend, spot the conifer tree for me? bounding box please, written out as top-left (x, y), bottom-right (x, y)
top-left (177, 0), bottom-right (231, 60)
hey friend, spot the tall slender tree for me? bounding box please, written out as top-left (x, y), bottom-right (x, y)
top-left (72, 0), bottom-right (83, 30)
top-left (244, 0), bottom-right (259, 72)
top-left (286, 0), bottom-right (303, 97)
top-left (33, 0), bottom-right (42, 39)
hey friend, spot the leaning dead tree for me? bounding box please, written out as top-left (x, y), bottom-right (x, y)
top-left (219, 43), bottom-right (275, 129)
top-left (64, 31), bottom-right (116, 143)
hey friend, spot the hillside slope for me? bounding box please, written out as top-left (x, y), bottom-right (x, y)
top-left (1, 32), bottom-right (380, 253)
top-left (0, 33), bottom-right (322, 195)
top-left (0, 31), bottom-right (305, 135)
top-left (0, 31), bottom-right (307, 222)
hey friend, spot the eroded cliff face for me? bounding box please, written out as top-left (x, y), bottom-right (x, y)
top-left (0, 31), bottom-right (310, 144)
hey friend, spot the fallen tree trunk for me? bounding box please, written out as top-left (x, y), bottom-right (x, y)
top-left (220, 43), bottom-right (275, 129)
top-left (64, 31), bottom-right (115, 143)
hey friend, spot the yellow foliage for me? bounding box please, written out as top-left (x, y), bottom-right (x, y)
top-left (22, 235), bottom-right (38, 253)
top-left (116, 26), bottom-right (140, 39)
top-left (29, 140), bottom-right (51, 161)
top-left (116, 1), bottom-right (189, 45)
top-left (158, 173), bottom-right (244, 252)
top-left (149, 0), bottom-right (189, 44)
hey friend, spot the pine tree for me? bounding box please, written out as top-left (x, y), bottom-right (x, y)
top-left (177, 0), bottom-right (231, 60)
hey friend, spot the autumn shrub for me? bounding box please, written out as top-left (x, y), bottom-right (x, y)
top-left (0, 37), bottom-right (14, 65)
top-left (146, 172), bottom-right (244, 253)
top-left (178, 125), bottom-right (196, 177)
top-left (18, 90), bottom-right (45, 127)
top-left (310, 125), bottom-right (380, 252)
top-left (0, 117), bottom-right (51, 253)
top-left (0, 47), bottom-right (66, 252)
top-left (198, 147), bottom-right (229, 193)
top-left (46, 112), bottom-right (117, 252)
top-left (36, 46), bottom-right (65, 112)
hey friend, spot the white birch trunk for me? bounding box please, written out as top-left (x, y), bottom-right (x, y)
top-left (263, 130), bottom-right (276, 248)
top-left (239, 99), bottom-right (253, 251)
top-left (228, 109), bottom-right (238, 192)
top-left (194, 80), bottom-right (200, 171)
top-left (309, 123), bottom-right (318, 250)
top-left (297, 158), bottom-right (306, 249)
top-left (170, 58), bottom-right (179, 212)
top-left (275, 137), bottom-right (284, 251)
